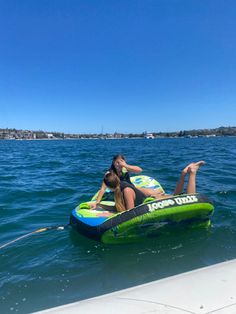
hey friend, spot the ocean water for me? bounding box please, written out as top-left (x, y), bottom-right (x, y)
top-left (0, 137), bottom-right (236, 313)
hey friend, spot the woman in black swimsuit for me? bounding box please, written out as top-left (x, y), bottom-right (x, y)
top-left (90, 154), bottom-right (164, 209)
top-left (103, 161), bottom-right (205, 212)
top-left (90, 154), bottom-right (143, 209)
top-left (103, 171), bottom-right (146, 212)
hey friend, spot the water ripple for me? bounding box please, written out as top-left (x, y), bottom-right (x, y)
top-left (0, 137), bottom-right (236, 313)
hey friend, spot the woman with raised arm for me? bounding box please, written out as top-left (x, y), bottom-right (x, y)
top-left (90, 154), bottom-right (163, 209)
top-left (102, 161), bottom-right (206, 212)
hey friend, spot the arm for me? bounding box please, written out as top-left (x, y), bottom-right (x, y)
top-left (123, 187), bottom-right (136, 210)
top-left (119, 159), bottom-right (142, 174)
top-left (90, 182), bottom-right (107, 209)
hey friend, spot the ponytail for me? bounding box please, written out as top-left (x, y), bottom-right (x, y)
top-left (114, 185), bottom-right (126, 212)
top-left (103, 171), bottom-right (126, 212)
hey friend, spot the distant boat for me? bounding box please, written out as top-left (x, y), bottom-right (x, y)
top-left (145, 133), bottom-right (155, 139)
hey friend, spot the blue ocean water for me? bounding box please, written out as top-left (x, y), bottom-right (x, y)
top-left (0, 137), bottom-right (235, 313)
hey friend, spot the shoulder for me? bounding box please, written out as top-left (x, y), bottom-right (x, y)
top-left (123, 186), bottom-right (135, 197)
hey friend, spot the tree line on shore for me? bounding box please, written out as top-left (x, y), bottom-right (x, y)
top-left (0, 126), bottom-right (236, 140)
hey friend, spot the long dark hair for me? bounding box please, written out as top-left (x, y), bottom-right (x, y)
top-left (103, 171), bottom-right (126, 212)
top-left (109, 154), bottom-right (126, 177)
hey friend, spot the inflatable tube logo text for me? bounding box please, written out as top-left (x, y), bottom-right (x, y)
top-left (147, 195), bottom-right (198, 212)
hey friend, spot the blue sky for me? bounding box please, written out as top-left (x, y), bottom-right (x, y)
top-left (0, 0), bottom-right (236, 134)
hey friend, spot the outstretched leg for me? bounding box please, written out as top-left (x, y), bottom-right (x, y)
top-left (173, 163), bottom-right (192, 195)
top-left (138, 187), bottom-right (164, 198)
top-left (174, 161), bottom-right (205, 195)
top-left (186, 161), bottom-right (205, 194)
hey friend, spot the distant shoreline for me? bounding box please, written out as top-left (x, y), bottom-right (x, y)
top-left (0, 126), bottom-right (236, 140)
top-left (1, 135), bottom-right (236, 141)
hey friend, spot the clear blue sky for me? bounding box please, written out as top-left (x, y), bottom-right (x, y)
top-left (0, 0), bottom-right (235, 134)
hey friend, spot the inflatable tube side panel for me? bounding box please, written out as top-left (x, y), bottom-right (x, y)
top-left (71, 193), bottom-right (214, 243)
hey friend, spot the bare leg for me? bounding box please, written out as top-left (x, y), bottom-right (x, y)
top-left (186, 161), bottom-right (205, 193)
top-left (145, 164), bottom-right (191, 199)
top-left (173, 163), bottom-right (192, 195)
top-left (174, 161), bottom-right (205, 195)
top-left (138, 187), bottom-right (164, 198)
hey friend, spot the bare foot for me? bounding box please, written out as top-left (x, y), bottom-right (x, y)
top-left (194, 160), bottom-right (206, 167)
top-left (189, 160), bottom-right (206, 173)
top-left (182, 163), bottom-right (194, 174)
